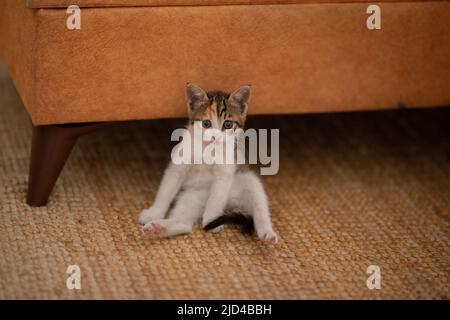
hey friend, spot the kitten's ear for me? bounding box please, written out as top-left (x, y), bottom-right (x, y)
top-left (228, 85), bottom-right (251, 115)
top-left (186, 83), bottom-right (207, 116)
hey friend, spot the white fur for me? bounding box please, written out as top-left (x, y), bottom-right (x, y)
top-left (139, 103), bottom-right (277, 244)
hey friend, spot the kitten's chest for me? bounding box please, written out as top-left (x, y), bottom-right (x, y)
top-left (183, 164), bottom-right (216, 188)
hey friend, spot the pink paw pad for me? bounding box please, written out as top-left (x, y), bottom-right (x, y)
top-left (143, 223), bottom-right (163, 235)
top-left (263, 234), bottom-right (278, 245)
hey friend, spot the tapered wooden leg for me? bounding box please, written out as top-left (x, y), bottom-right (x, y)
top-left (27, 122), bottom-right (116, 206)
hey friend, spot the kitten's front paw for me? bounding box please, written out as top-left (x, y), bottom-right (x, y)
top-left (258, 229), bottom-right (278, 245)
top-left (138, 206), bottom-right (165, 225)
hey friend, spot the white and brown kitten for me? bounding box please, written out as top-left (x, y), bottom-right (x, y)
top-left (138, 83), bottom-right (278, 244)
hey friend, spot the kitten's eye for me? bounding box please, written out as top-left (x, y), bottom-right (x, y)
top-left (223, 120), bottom-right (233, 130)
top-left (202, 120), bottom-right (212, 128)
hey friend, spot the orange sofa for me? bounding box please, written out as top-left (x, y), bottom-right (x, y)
top-left (1, 0), bottom-right (449, 205)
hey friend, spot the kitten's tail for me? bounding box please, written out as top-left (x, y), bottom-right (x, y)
top-left (203, 212), bottom-right (254, 235)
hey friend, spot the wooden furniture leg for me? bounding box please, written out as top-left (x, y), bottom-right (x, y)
top-left (27, 122), bottom-right (117, 206)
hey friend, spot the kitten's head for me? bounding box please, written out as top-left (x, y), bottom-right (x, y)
top-left (185, 83), bottom-right (251, 133)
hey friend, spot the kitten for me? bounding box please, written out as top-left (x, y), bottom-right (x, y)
top-left (138, 83), bottom-right (278, 244)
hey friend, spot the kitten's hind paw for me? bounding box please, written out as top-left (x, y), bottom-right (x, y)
top-left (259, 230), bottom-right (278, 245)
top-left (142, 222), bottom-right (164, 236)
top-left (142, 219), bottom-right (193, 238)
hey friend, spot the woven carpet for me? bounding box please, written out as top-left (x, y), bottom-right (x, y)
top-left (0, 66), bottom-right (449, 300)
